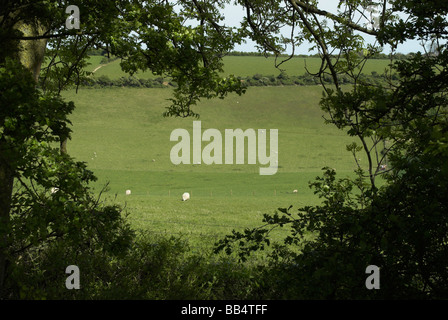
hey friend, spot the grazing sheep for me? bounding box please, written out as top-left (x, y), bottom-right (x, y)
top-left (51, 187), bottom-right (59, 194)
top-left (126, 189), bottom-right (131, 195)
top-left (182, 192), bottom-right (190, 201)
top-left (293, 189), bottom-right (298, 193)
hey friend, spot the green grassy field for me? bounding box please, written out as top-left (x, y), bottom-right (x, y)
top-left (86, 55), bottom-right (393, 79)
top-left (63, 85), bottom-right (366, 250)
top-left (62, 55), bottom-right (385, 251)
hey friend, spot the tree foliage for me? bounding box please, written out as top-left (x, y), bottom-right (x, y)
top-left (215, 0), bottom-right (448, 299)
top-left (0, 0), bottom-right (247, 298)
top-left (0, 57), bottom-right (135, 298)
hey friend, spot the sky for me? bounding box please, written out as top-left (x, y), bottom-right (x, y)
top-left (221, 0), bottom-right (422, 54)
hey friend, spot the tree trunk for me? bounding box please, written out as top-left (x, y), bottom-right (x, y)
top-left (16, 21), bottom-right (48, 83)
top-left (60, 138), bottom-right (68, 155)
top-left (0, 157), bottom-right (14, 297)
top-left (0, 17), bottom-right (47, 297)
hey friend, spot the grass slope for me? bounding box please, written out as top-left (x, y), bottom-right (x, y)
top-left (87, 55), bottom-right (392, 79)
top-left (63, 84), bottom-right (363, 249)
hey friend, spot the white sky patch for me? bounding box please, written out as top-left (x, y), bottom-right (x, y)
top-left (221, 0), bottom-right (422, 54)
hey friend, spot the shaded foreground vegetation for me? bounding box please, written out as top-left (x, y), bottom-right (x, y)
top-left (9, 229), bottom-right (324, 300)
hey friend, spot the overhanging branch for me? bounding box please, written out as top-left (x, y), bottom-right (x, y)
top-left (290, 0), bottom-right (378, 36)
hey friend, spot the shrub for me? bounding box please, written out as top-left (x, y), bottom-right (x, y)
top-left (97, 75), bottom-right (112, 86)
top-left (277, 71), bottom-right (289, 80)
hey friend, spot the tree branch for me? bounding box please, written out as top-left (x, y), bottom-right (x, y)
top-left (288, 0), bottom-right (340, 90)
top-left (290, 0), bottom-right (378, 36)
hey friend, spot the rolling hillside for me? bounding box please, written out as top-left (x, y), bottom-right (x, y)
top-left (61, 56), bottom-right (384, 249)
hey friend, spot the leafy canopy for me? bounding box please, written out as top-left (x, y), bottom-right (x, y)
top-left (215, 0), bottom-right (448, 299)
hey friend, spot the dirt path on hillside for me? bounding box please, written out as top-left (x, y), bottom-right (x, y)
top-left (92, 59), bottom-right (116, 73)
top-left (92, 63), bottom-right (108, 73)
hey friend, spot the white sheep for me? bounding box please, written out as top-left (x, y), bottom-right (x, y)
top-left (182, 192), bottom-right (190, 201)
top-left (126, 189), bottom-right (131, 195)
top-left (293, 189), bottom-right (298, 193)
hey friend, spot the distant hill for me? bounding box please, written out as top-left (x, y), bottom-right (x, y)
top-left (85, 55), bottom-right (393, 80)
